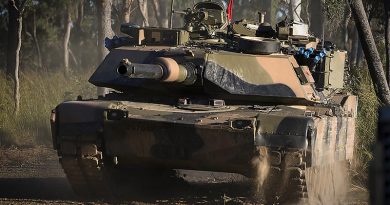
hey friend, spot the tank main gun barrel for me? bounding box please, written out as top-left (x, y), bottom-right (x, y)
top-left (117, 57), bottom-right (190, 83)
top-left (118, 59), bottom-right (164, 80)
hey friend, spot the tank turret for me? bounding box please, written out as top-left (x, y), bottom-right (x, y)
top-left (93, 1), bottom-right (347, 105)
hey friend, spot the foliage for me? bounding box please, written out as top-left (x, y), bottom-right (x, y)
top-left (0, 69), bottom-right (95, 147)
top-left (324, 0), bottom-right (345, 22)
top-left (349, 66), bottom-right (380, 185)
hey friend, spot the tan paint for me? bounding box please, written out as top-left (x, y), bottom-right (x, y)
top-left (345, 118), bottom-right (356, 160)
top-left (257, 56), bottom-right (308, 99)
top-left (156, 57), bottom-right (181, 82)
top-left (207, 52), bottom-right (317, 101)
top-left (311, 114), bottom-right (356, 166)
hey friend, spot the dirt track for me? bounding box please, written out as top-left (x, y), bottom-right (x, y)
top-left (0, 147), bottom-right (369, 205)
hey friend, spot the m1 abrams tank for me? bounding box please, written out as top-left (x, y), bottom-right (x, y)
top-left (50, 1), bottom-right (357, 204)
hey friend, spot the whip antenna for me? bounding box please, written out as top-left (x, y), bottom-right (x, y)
top-left (169, 0), bottom-right (175, 29)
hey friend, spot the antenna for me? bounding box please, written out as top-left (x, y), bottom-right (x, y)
top-left (169, 0), bottom-right (175, 29)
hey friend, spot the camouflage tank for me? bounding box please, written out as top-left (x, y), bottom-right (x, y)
top-left (50, 1), bottom-right (357, 204)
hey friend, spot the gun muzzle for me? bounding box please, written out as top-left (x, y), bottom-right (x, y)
top-left (117, 57), bottom-right (188, 83)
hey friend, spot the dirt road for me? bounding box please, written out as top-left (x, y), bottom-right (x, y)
top-left (0, 147), bottom-right (369, 205)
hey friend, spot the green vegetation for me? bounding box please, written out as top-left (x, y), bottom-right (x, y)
top-left (349, 67), bottom-right (380, 186)
top-left (0, 70), bottom-right (95, 147)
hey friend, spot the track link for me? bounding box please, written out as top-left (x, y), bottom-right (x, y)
top-left (58, 140), bottom-right (309, 203)
top-left (263, 148), bottom-right (307, 204)
top-left (58, 140), bottom-right (112, 198)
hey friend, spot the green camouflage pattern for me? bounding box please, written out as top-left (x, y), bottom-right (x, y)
top-left (51, 1), bottom-right (357, 203)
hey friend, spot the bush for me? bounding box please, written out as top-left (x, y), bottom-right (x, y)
top-left (0, 70), bottom-right (95, 147)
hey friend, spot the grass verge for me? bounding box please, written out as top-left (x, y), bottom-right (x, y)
top-left (0, 69), bottom-right (95, 147)
top-left (349, 66), bottom-right (379, 189)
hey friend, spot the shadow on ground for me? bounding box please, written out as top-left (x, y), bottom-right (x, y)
top-left (0, 178), bottom-right (76, 200)
top-left (0, 172), bottom-right (260, 204)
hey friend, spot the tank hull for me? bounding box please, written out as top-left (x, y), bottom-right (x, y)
top-left (51, 96), bottom-right (356, 202)
top-left (52, 97), bottom-right (356, 174)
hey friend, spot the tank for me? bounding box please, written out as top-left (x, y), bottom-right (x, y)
top-left (50, 1), bottom-right (357, 204)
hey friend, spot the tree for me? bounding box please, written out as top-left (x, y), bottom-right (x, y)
top-left (76, 0), bottom-right (85, 29)
top-left (7, 0), bottom-right (28, 114)
top-left (349, 28), bottom-right (359, 67)
top-left (97, 0), bottom-right (114, 96)
top-left (122, 0), bottom-right (133, 23)
top-left (290, 0), bottom-right (301, 22)
top-left (25, 9), bottom-right (43, 69)
top-left (348, 0), bottom-right (390, 105)
top-left (342, 5), bottom-right (351, 50)
top-left (151, 0), bottom-right (168, 28)
top-left (72, 0), bottom-right (84, 68)
top-left (385, 0), bottom-right (390, 85)
top-left (97, 0), bottom-right (114, 61)
top-left (64, 2), bottom-right (72, 74)
top-left (112, 0), bottom-right (133, 33)
top-left (263, 0), bottom-right (272, 23)
top-left (309, 0), bottom-right (324, 38)
top-left (137, 0), bottom-right (149, 27)
top-left (152, 0), bottom-right (162, 27)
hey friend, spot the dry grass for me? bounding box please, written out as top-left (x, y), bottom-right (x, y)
top-left (0, 69), bottom-right (95, 147)
top-left (349, 67), bottom-right (379, 188)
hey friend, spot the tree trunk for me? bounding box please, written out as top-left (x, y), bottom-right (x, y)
top-left (343, 5), bottom-right (351, 50)
top-left (137, 0), bottom-right (149, 27)
top-left (97, 0), bottom-right (114, 96)
top-left (304, 0), bottom-right (310, 27)
top-left (290, 0), bottom-right (302, 22)
top-left (7, 0), bottom-right (20, 76)
top-left (309, 0), bottom-right (324, 38)
top-left (77, 0), bottom-right (84, 28)
top-left (349, 0), bottom-right (390, 105)
top-left (264, 0), bottom-right (272, 24)
top-left (122, 0), bottom-right (133, 23)
top-left (350, 27), bottom-right (359, 67)
top-left (64, 6), bottom-right (72, 74)
top-left (385, 0), bottom-right (390, 86)
top-left (357, 41), bottom-right (365, 68)
top-left (71, 0), bottom-right (84, 68)
top-left (97, 0), bottom-right (114, 61)
top-left (69, 48), bottom-right (79, 66)
top-left (27, 10), bottom-right (43, 69)
top-left (25, 10), bottom-right (43, 70)
top-left (158, 0), bottom-right (168, 28)
top-left (151, 0), bottom-right (162, 27)
top-left (151, 0), bottom-right (169, 28)
top-left (32, 11), bottom-right (42, 69)
top-left (7, 0), bottom-right (25, 115)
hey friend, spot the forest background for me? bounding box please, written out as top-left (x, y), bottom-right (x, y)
top-left (0, 0), bottom-right (388, 189)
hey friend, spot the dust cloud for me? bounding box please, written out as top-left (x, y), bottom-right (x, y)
top-left (304, 162), bottom-right (349, 205)
top-left (251, 146), bottom-right (270, 192)
top-left (251, 147), bottom-right (350, 205)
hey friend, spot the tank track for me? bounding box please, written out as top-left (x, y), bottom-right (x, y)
top-left (58, 139), bottom-right (308, 203)
top-left (58, 140), bottom-right (113, 198)
top-left (263, 148), bottom-right (308, 204)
